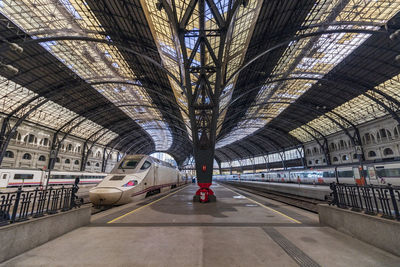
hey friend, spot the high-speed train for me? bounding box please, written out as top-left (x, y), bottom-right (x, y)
top-left (0, 168), bottom-right (106, 188)
top-left (89, 154), bottom-right (186, 206)
top-left (214, 162), bottom-right (400, 186)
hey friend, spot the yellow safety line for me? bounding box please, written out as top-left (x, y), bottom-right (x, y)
top-left (221, 184), bottom-right (301, 224)
top-left (107, 185), bottom-right (188, 224)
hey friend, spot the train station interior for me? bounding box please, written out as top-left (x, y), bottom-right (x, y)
top-left (1, 0), bottom-right (400, 266)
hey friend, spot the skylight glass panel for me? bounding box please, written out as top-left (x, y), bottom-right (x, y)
top-left (216, 0), bottom-right (400, 149)
top-left (0, 75), bottom-right (117, 144)
top-left (141, 0), bottom-right (262, 139)
top-left (0, 0), bottom-right (173, 150)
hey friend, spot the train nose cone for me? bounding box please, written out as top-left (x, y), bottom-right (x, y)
top-left (89, 187), bottom-right (123, 205)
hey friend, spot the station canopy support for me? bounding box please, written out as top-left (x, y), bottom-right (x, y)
top-left (157, 0), bottom-right (246, 202)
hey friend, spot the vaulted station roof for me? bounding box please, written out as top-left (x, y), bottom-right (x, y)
top-left (1, 0), bottom-right (400, 165)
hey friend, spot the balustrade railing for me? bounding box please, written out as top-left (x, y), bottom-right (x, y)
top-left (329, 182), bottom-right (400, 220)
top-left (0, 184), bottom-right (81, 226)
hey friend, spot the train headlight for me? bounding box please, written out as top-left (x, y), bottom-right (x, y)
top-left (122, 180), bottom-right (138, 187)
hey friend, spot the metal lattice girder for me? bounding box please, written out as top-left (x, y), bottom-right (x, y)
top-left (153, 0), bottom-right (248, 184)
top-left (2, 1), bottom-right (400, 170)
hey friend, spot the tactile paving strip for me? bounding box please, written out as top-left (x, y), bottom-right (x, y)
top-left (263, 227), bottom-right (321, 267)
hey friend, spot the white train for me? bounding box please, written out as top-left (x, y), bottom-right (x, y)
top-left (89, 154), bottom-right (186, 206)
top-left (214, 162), bottom-right (400, 186)
top-left (0, 168), bottom-right (106, 188)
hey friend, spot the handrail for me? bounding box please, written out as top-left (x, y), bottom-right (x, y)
top-left (0, 183), bottom-right (81, 226)
top-left (329, 182), bottom-right (400, 221)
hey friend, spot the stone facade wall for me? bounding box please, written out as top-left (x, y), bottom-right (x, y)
top-left (304, 116), bottom-right (400, 166)
top-left (1, 121), bottom-right (119, 173)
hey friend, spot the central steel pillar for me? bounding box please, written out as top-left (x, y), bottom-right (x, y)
top-left (157, 0), bottom-right (245, 202)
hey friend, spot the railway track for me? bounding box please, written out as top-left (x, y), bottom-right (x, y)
top-left (222, 182), bottom-right (327, 213)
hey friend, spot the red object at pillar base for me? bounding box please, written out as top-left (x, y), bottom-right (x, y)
top-left (195, 183), bottom-right (214, 203)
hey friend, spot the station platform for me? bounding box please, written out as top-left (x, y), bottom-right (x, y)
top-left (223, 180), bottom-right (331, 201)
top-left (2, 183), bottom-right (399, 266)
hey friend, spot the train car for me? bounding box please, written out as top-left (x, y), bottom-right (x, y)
top-left (336, 166), bottom-right (357, 184)
top-left (89, 154), bottom-right (183, 206)
top-left (0, 168), bottom-right (106, 188)
top-left (369, 163), bottom-right (400, 185)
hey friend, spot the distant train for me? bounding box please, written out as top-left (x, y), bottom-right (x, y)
top-left (89, 154), bottom-right (186, 206)
top-left (0, 168), bottom-right (106, 188)
top-left (214, 162), bottom-right (400, 186)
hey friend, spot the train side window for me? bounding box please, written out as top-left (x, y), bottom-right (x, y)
top-left (337, 170), bottom-right (354, 177)
top-left (2, 174), bottom-right (7, 179)
top-left (140, 161), bottom-right (152, 170)
top-left (119, 159), bottom-right (140, 169)
top-left (14, 174), bottom-right (34, 179)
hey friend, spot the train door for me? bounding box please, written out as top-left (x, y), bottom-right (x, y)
top-left (367, 166), bottom-right (378, 185)
top-left (0, 172), bottom-right (10, 188)
top-left (353, 167), bottom-right (366, 185)
top-left (153, 164), bottom-right (159, 186)
top-left (40, 171), bottom-right (46, 187)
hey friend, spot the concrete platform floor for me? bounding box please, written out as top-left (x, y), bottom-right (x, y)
top-left (2, 183), bottom-right (399, 267)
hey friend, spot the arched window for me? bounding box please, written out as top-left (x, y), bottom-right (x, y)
top-left (315, 159), bottom-right (319, 164)
top-left (17, 133), bottom-right (21, 141)
top-left (42, 138), bottom-right (49, 146)
top-left (368, 151), bottom-right (376, 157)
top-left (67, 144), bottom-right (73, 151)
top-left (96, 151), bottom-right (101, 158)
top-left (395, 125), bottom-right (400, 138)
top-left (342, 155), bottom-right (349, 161)
top-left (333, 157), bottom-right (338, 162)
top-left (353, 154), bottom-right (358, 159)
top-left (306, 149), bottom-right (311, 155)
top-left (108, 154), bottom-right (113, 160)
top-left (383, 148), bottom-right (394, 156)
top-left (339, 140), bottom-right (346, 149)
top-left (74, 160), bottom-right (79, 165)
top-left (65, 159), bottom-right (71, 164)
top-left (95, 162), bottom-right (100, 167)
top-left (377, 128), bottom-right (391, 141)
top-left (27, 134), bottom-right (36, 144)
top-left (308, 160), bottom-right (312, 165)
top-left (22, 153), bottom-right (32, 160)
top-left (5, 151), bottom-right (14, 158)
top-left (87, 161), bottom-right (91, 166)
top-left (77, 146), bottom-right (81, 153)
top-left (329, 143), bottom-right (336, 151)
top-left (323, 158), bottom-right (326, 163)
top-left (56, 157), bottom-right (60, 163)
top-left (313, 147), bottom-right (318, 154)
top-left (362, 133), bottom-right (375, 144)
top-left (38, 155), bottom-right (46, 161)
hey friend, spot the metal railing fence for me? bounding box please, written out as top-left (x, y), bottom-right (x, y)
top-left (0, 185), bottom-right (81, 226)
top-left (329, 182), bottom-right (400, 220)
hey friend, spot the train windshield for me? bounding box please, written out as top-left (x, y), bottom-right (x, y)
top-left (119, 159), bottom-right (142, 169)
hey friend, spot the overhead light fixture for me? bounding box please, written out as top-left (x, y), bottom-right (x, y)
top-left (0, 61), bottom-right (19, 75)
top-left (0, 37), bottom-right (23, 54)
top-left (8, 43), bottom-right (23, 54)
top-left (390, 29), bottom-right (400, 41)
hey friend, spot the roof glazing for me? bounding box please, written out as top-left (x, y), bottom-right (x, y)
top-left (216, 0), bottom-right (400, 148)
top-left (0, 0), bottom-right (172, 150)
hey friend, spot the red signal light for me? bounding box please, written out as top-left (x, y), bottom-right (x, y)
top-left (202, 165), bottom-right (207, 172)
